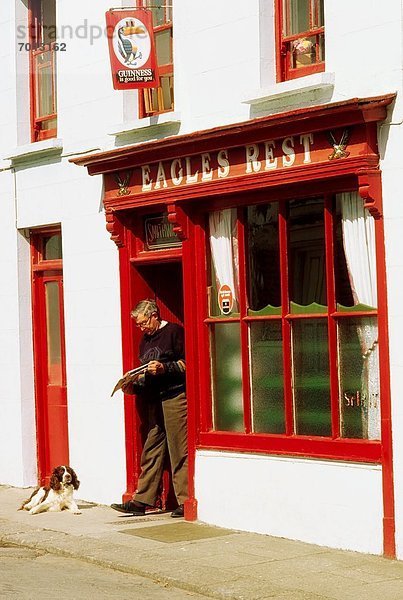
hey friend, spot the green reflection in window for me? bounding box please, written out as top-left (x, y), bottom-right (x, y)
top-left (250, 321), bottom-right (285, 433)
top-left (44, 234), bottom-right (62, 260)
top-left (210, 323), bottom-right (243, 432)
top-left (292, 319), bottom-right (331, 436)
top-left (45, 281), bottom-right (62, 386)
top-left (155, 29), bottom-right (172, 64)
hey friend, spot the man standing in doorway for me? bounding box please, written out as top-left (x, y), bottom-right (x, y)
top-left (111, 299), bottom-right (188, 518)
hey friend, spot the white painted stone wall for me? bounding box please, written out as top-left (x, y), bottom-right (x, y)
top-left (196, 451), bottom-right (384, 555)
top-left (0, 0), bottom-right (402, 553)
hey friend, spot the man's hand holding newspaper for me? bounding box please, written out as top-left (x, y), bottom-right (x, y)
top-left (111, 363), bottom-right (150, 397)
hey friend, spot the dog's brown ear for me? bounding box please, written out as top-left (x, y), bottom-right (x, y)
top-left (71, 469), bottom-right (80, 490)
top-left (50, 473), bottom-right (61, 491)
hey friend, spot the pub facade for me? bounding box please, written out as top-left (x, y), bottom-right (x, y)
top-left (74, 94), bottom-right (396, 556)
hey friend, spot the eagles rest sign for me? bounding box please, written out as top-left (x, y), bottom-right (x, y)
top-left (103, 126), bottom-right (360, 200)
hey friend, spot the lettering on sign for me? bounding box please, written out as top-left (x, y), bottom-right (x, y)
top-left (106, 127), bottom-right (357, 198)
top-left (140, 134), bottom-right (315, 192)
top-left (144, 214), bottom-right (181, 250)
top-left (218, 284), bottom-right (234, 315)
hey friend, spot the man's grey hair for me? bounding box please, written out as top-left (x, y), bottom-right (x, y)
top-left (131, 299), bottom-right (160, 320)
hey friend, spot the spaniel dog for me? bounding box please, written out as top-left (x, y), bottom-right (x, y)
top-left (19, 466), bottom-right (81, 515)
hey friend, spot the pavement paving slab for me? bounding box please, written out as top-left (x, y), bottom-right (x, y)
top-left (1, 484), bottom-right (403, 600)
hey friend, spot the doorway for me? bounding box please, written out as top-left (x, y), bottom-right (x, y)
top-left (31, 230), bottom-right (69, 485)
top-left (128, 259), bottom-right (184, 509)
top-left (134, 261), bottom-right (184, 325)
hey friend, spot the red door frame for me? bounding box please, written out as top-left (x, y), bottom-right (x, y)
top-left (72, 94), bottom-right (396, 556)
top-left (114, 209), bottom-right (186, 508)
top-left (30, 230), bottom-right (69, 485)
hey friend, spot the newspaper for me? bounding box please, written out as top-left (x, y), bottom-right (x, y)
top-left (111, 363), bottom-right (150, 397)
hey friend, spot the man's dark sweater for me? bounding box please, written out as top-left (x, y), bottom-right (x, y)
top-left (138, 321), bottom-right (186, 401)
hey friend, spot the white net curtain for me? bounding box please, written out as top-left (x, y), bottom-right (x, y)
top-left (340, 191), bottom-right (380, 440)
top-left (209, 209), bottom-right (239, 313)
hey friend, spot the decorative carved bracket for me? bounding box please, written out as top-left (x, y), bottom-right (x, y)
top-left (105, 207), bottom-right (125, 247)
top-left (357, 168), bottom-right (383, 219)
top-left (167, 203), bottom-right (188, 240)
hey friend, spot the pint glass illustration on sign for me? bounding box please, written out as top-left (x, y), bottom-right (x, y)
top-left (106, 9), bottom-right (159, 90)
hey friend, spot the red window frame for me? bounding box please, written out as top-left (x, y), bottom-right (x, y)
top-left (276, 0), bottom-right (325, 82)
top-left (28, 0), bottom-right (57, 142)
top-left (137, 0), bottom-right (174, 118)
top-left (197, 193), bottom-right (383, 464)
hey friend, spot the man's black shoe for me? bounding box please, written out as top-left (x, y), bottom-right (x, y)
top-left (171, 504), bottom-right (184, 518)
top-left (110, 500), bottom-right (146, 516)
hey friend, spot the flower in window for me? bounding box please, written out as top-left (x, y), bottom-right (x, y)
top-left (292, 38), bottom-right (313, 55)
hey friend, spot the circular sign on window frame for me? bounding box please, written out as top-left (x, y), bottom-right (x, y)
top-left (218, 284), bottom-right (234, 315)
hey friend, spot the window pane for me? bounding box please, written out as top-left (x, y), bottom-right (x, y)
top-left (284, 0), bottom-right (309, 35)
top-left (45, 281), bottom-right (62, 385)
top-left (144, 0), bottom-right (171, 26)
top-left (338, 317), bottom-right (380, 440)
top-left (210, 323), bottom-right (243, 431)
top-left (160, 75), bottom-right (174, 110)
top-left (289, 199), bottom-right (326, 310)
top-left (143, 87), bottom-right (158, 113)
top-left (319, 32), bottom-right (325, 61)
top-left (247, 203), bottom-right (281, 311)
top-left (35, 51), bottom-right (56, 118)
top-left (334, 203), bottom-right (354, 307)
top-left (43, 234), bottom-right (62, 260)
top-left (336, 194), bottom-right (377, 311)
top-left (155, 29), bottom-right (172, 65)
top-left (209, 209), bottom-right (239, 317)
top-left (291, 36), bottom-right (320, 69)
top-left (250, 321), bottom-right (285, 433)
top-left (292, 319), bottom-right (331, 436)
top-left (316, 0), bottom-right (325, 27)
top-left (40, 0), bottom-right (56, 45)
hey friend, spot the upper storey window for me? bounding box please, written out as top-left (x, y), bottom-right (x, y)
top-left (137, 0), bottom-right (173, 117)
top-left (29, 0), bottom-right (57, 141)
top-left (277, 0), bottom-right (325, 81)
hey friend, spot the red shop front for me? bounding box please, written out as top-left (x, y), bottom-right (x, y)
top-left (73, 94), bottom-right (396, 557)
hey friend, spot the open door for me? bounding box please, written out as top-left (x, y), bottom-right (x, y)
top-left (31, 230), bottom-right (69, 485)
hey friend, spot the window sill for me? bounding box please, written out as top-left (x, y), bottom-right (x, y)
top-left (5, 138), bottom-right (63, 164)
top-left (198, 430), bottom-right (381, 463)
top-left (109, 111), bottom-right (181, 138)
top-left (242, 72), bottom-right (335, 107)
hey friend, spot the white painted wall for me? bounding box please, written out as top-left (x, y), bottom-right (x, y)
top-left (196, 451), bottom-right (384, 555)
top-left (13, 155), bottom-right (126, 504)
top-left (0, 167), bottom-right (21, 483)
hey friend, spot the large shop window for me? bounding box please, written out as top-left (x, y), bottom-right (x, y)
top-left (137, 0), bottom-right (173, 117)
top-left (277, 0), bottom-right (325, 81)
top-left (29, 0), bottom-right (57, 141)
top-left (204, 193), bottom-right (380, 458)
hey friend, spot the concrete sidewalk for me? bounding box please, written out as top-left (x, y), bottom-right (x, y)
top-left (0, 485), bottom-right (402, 600)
